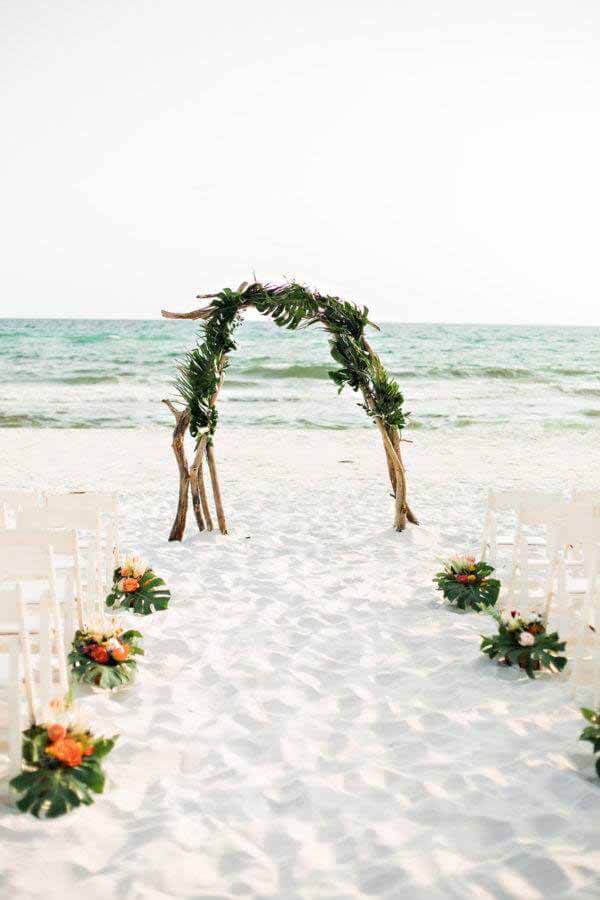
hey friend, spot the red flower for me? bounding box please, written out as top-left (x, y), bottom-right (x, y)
top-left (90, 645), bottom-right (110, 664)
top-left (455, 575), bottom-right (469, 584)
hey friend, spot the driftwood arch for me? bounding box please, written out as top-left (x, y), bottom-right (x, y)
top-left (162, 281), bottom-right (418, 539)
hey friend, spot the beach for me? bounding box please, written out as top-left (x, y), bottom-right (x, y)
top-left (2, 424), bottom-right (600, 898)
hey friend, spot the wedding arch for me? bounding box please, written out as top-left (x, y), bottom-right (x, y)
top-left (161, 281), bottom-right (418, 538)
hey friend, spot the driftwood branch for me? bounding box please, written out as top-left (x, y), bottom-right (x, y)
top-left (161, 300), bottom-right (251, 322)
top-left (190, 435), bottom-right (212, 531)
top-left (161, 308), bottom-right (212, 320)
top-left (206, 443), bottom-right (228, 534)
top-left (162, 401), bottom-right (191, 541)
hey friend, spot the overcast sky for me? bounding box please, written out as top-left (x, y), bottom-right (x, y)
top-left (1, 1), bottom-right (599, 324)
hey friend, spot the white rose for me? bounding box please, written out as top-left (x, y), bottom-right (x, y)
top-left (122, 554), bottom-right (146, 579)
top-left (519, 631), bottom-right (535, 647)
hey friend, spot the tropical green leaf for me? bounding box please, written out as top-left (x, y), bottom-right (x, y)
top-left (480, 619), bottom-right (567, 679)
top-left (434, 562), bottom-right (500, 612)
top-left (105, 569), bottom-right (170, 615)
top-left (173, 281), bottom-right (410, 440)
top-left (10, 728), bottom-right (117, 817)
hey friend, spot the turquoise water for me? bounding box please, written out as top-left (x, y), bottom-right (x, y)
top-left (0, 319), bottom-right (599, 431)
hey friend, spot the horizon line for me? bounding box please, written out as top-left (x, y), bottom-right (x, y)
top-left (0, 316), bottom-right (598, 329)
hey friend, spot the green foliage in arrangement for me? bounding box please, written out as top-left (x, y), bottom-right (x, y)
top-left (69, 627), bottom-right (144, 690)
top-left (580, 708), bottom-right (600, 778)
top-left (174, 281), bottom-right (409, 441)
top-left (480, 610), bottom-right (567, 679)
top-left (10, 724), bottom-right (117, 818)
top-left (433, 555), bottom-right (500, 611)
top-left (106, 567), bottom-right (171, 615)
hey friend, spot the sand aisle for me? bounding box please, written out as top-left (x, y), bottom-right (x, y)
top-left (1, 426), bottom-right (600, 899)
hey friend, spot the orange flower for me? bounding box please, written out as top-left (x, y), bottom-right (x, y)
top-left (46, 737), bottom-right (84, 767)
top-left (47, 724), bottom-right (67, 743)
top-left (91, 645), bottom-right (110, 664)
top-left (82, 745), bottom-right (94, 757)
top-left (111, 643), bottom-right (129, 662)
top-left (122, 578), bottom-right (140, 593)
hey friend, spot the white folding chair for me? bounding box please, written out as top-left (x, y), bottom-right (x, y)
top-left (569, 543), bottom-right (600, 705)
top-left (17, 509), bottom-right (98, 629)
top-left (480, 489), bottom-right (562, 563)
top-left (572, 489), bottom-right (600, 506)
top-left (504, 498), bottom-right (572, 620)
top-left (0, 586), bottom-right (37, 778)
top-left (548, 505), bottom-right (600, 635)
top-left (0, 491), bottom-right (42, 529)
top-left (0, 534), bottom-right (69, 706)
top-left (45, 493), bottom-right (119, 592)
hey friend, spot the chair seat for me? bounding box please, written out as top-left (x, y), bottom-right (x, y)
top-left (567, 577), bottom-right (588, 595)
top-left (498, 535), bottom-right (546, 547)
top-left (0, 616), bottom-right (41, 637)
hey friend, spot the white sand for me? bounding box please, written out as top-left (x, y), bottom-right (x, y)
top-left (1, 425), bottom-right (600, 899)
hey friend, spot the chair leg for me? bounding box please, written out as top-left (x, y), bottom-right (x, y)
top-left (63, 572), bottom-right (75, 643)
top-left (8, 638), bottom-right (22, 777)
top-left (39, 594), bottom-right (52, 705)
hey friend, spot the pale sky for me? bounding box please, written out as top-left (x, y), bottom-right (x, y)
top-left (1, 1), bottom-right (599, 324)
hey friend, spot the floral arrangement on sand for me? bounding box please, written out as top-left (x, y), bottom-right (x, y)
top-left (480, 608), bottom-right (567, 679)
top-left (9, 697), bottom-right (118, 818)
top-left (433, 555), bottom-right (500, 611)
top-left (580, 708), bottom-right (600, 778)
top-left (69, 619), bottom-right (143, 690)
top-left (106, 554), bottom-right (170, 615)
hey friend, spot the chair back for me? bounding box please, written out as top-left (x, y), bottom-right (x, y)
top-left (45, 492), bottom-right (118, 516)
top-left (572, 489), bottom-right (600, 506)
top-left (0, 585), bottom-right (36, 713)
top-left (19, 505), bottom-right (101, 533)
top-left (0, 531), bottom-right (55, 582)
top-left (570, 544), bottom-right (600, 706)
top-left (2, 524), bottom-right (85, 630)
top-left (0, 585), bottom-right (37, 776)
top-left (490, 489), bottom-right (562, 512)
top-left (0, 530), bottom-right (68, 703)
top-left (559, 504), bottom-right (600, 550)
top-left (516, 495), bottom-right (564, 526)
top-left (43, 495), bottom-right (119, 590)
top-left (0, 491), bottom-right (42, 528)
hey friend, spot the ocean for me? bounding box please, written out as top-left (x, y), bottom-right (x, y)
top-left (0, 318), bottom-right (599, 432)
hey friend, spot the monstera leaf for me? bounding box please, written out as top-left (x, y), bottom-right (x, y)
top-left (69, 629), bottom-right (144, 689)
top-left (106, 569), bottom-right (171, 615)
top-left (10, 726), bottom-right (117, 818)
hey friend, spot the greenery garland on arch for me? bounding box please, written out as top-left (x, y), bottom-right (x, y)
top-left (161, 281), bottom-right (418, 537)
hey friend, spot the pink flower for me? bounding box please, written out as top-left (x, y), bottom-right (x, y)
top-left (519, 632), bottom-right (535, 647)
